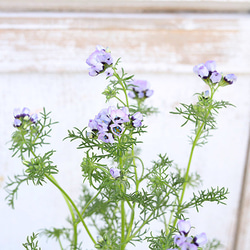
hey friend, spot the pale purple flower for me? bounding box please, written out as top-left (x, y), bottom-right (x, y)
top-left (110, 167), bottom-right (121, 178)
top-left (178, 220), bottom-right (191, 236)
top-left (13, 107), bottom-right (38, 128)
top-left (105, 67), bottom-right (114, 77)
top-left (13, 118), bottom-right (22, 127)
top-left (128, 91), bottom-right (136, 99)
top-left (193, 232), bottom-right (207, 247)
top-left (21, 107), bottom-right (30, 117)
top-left (180, 242), bottom-right (197, 250)
top-left (131, 112), bottom-right (143, 128)
top-left (128, 79), bottom-right (154, 99)
top-left (88, 119), bottom-right (99, 131)
top-left (210, 71), bottom-right (222, 84)
top-left (98, 132), bottom-right (114, 144)
top-left (204, 60), bottom-right (216, 72)
top-left (86, 45), bottom-right (113, 76)
top-left (30, 113), bottom-right (38, 123)
top-left (110, 108), bottom-right (130, 124)
top-left (110, 123), bottom-right (124, 137)
top-left (13, 108), bottom-right (22, 118)
top-left (224, 73), bottom-right (237, 84)
top-left (174, 235), bottom-right (186, 246)
top-left (193, 64), bottom-right (209, 78)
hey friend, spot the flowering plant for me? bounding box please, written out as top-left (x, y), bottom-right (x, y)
top-left (5, 45), bottom-right (236, 250)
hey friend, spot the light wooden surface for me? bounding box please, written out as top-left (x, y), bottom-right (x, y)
top-left (0, 0), bottom-right (250, 13)
top-left (0, 9), bottom-right (250, 250)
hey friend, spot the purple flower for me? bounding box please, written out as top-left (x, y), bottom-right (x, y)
top-left (210, 71), bottom-right (222, 84)
top-left (88, 119), bottom-right (99, 131)
top-left (106, 67), bottom-right (114, 77)
top-left (128, 80), bottom-right (154, 99)
top-left (193, 232), bottom-right (207, 247)
top-left (193, 64), bottom-right (209, 78)
top-left (13, 107), bottom-right (38, 128)
top-left (21, 107), bottom-right (30, 117)
top-left (13, 118), bottom-right (22, 127)
top-left (86, 45), bottom-right (113, 76)
top-left (174, 235), bottom-right (186, 246)
top-left (110, 107), bottom-right (130, 124)
top-left (177, 220), bottom-right (191, 236)
top-left (131, 112), bottom-right (143, 128)
top-left (30, 113), bottom-right (38, 123)
top-left (224, 73), bottom-right (237, 84)
top-left (110, 123), bottom-right (124, 137)
top-left (13, 108), bottom-right (22, 118)
top-left (98, 132), bottom-right (114, 144)
top-left (110, 167), bottom-right (121, 178)
top-left (204, 60), bottom-right (216, 72)
top-left (180, 242), bottom-right (197, 250)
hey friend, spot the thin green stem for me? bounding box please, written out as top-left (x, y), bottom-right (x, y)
top-left (121, 199), bottom-right (126, 250)
top-left (80, 189), bottom-right (102, 218)
top-left (45, 174), bottom-right (96, 245)
top-left (49, 175), bottom-right (78, 249)
top-left (113, 71), bottom-right (129, 107)
top-left (172, 85), bottom-right (218, 228)
top-left (114, 96), bottom-right (127, 107)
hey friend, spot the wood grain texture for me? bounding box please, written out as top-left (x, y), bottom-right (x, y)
top-left (0, 12), bottom-right (250, 74)
top-left (0, 0), bottom-right (250, 13)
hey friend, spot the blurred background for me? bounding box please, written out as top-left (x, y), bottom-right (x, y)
top-left (0, 0), bottom-right (250, 249)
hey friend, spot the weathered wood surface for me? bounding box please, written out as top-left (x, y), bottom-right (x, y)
top-left (0, 12), bottom-right (250, 74)
top-left (0, 11), bottom-right (250, 250)
top-left (0, 0), bottom-right (250, 13)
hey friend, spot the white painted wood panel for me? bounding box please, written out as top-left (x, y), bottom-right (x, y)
top-left (0, 11), bottom-right (249, 250)
top-left (0, 13), bottom-right (250, 74)
top-left (0, 0), bottom-right (250, 13)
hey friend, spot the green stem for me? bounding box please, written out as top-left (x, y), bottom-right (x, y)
top-left (113, 71), bottom-right (129, 107)
top-left (50, 175), bottom-right (78, 249)
top-left (45, 174), bottom-right (96, 245)
top-left (121, 199), bottom-right (126, 250)
top-left (172, 85), bottom-right (218, 228)
top-left (80, 189), bottom-right (102, 218)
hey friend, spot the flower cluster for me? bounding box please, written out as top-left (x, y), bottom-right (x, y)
top-left (88, 106), bottom-right (143, 143)
top-left (13, 107), bottom-right (38, 128)
top-left (170, 220), bottom-right (207, 250)
top-left (128, 79), bottom-right (154, 99)
top-left (86, 45), bottom-right (113, 77)
top-left (193, 60), bottom-right (237, 86)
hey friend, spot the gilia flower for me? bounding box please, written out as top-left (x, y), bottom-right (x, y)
top-left (128, 80), bottom-right (154, 99)
top-left (224, 73), bottom-right (237, 84)
top-left (193, 232), bottom-right (207, 247)
top-left (131, 112), bottom-right (143, 128)
top-left (174, 234), bottom-right (186, 246)
top-left (193, 64), bottom-right (209, 79)
top-left (177, 220), bottom-right (191, 236)
top-left (13, 107), bottom-right (38, 128)
top-left (86, 45), bottom-right (113, 76)
top-left (204, 60), bottom-right (216, 72)
top-left (98, 132), bottom-right (114, 144)
top-left (13, 118), bottom-right (22, 127)
top-left (110, 123), bottom-right (124, 137)
top-left (180, 242), bottom-right (197, 250)
top-left (210, 71), bottom-right (222, 84)
top-left (110, 167), bottom-right (121, 178)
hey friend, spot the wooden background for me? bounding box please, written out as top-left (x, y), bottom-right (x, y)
top-left (0, 1), bottom-right (250, 249)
